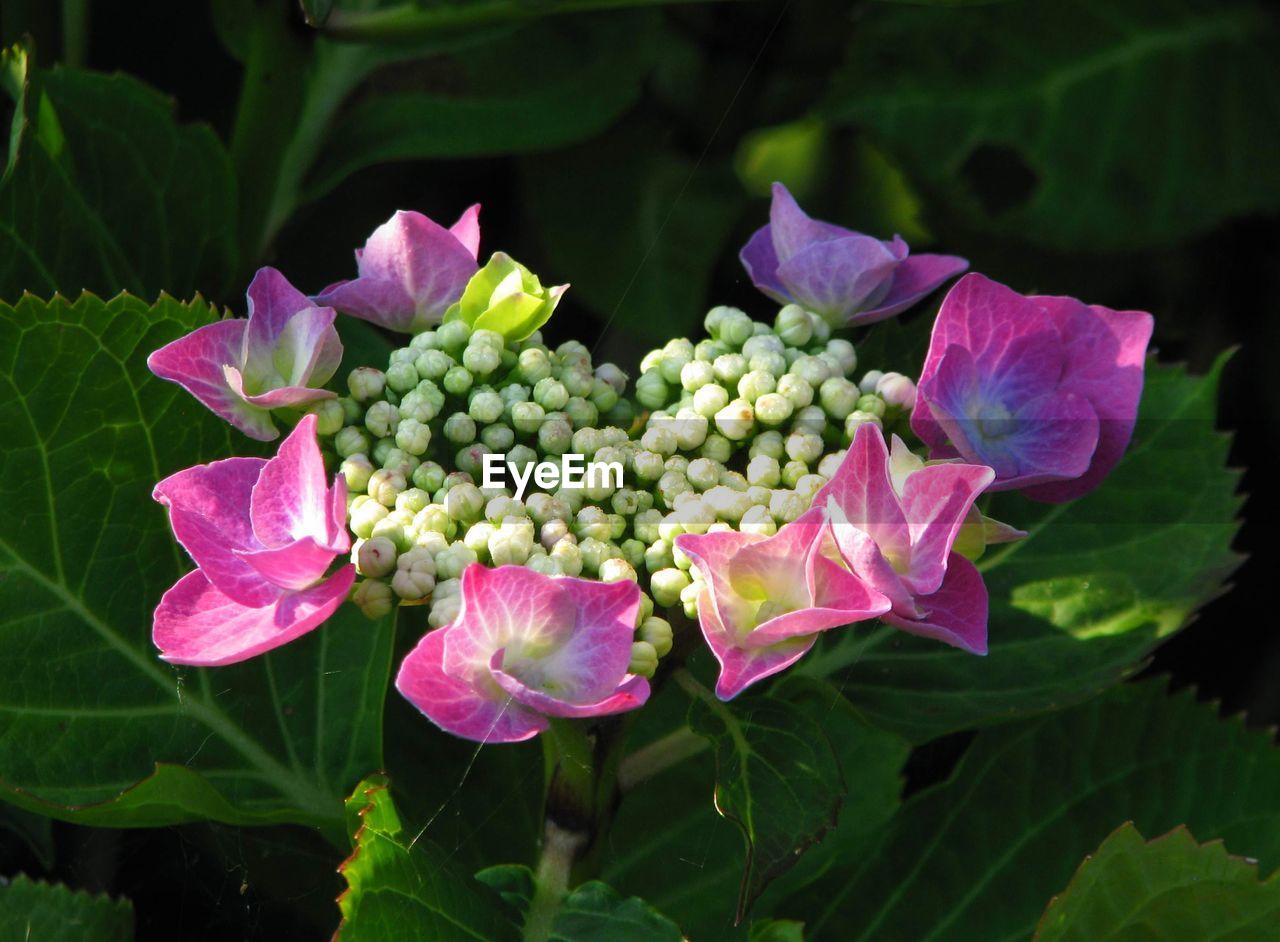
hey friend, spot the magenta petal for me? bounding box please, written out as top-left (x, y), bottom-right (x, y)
top-left (776, 234), bottom-right (900, 320)
top-left (224, 366), bottom-right (336, 410)
top-left (235, 536), bottom-right (341, 591)
top-left (250, 415), bottom-right (333, 548)
top-left (396, 628), bottom-right (547, 744)
top-left (768, 182), bottom-right (853, 259)
top-left (813, 424), bottom-right (911, 565)
top-left (882, 554), bottom-right (988, 655)
top-left (153, 565), bottom-right (354, 667)
top-left (242, 267), bottom-right (315, 365)
top-left (147, 319), bottom-right (278, 441)
top-left (545, 577), bottom-right (641, 702)
top-left (745, 554), bottom-right (889, 648)
top-left (490, 654), bottom-right (649, 719)
top-left (852, 253), bottom-right (970, 326)
top-left (449, 204), bottom-right (482, 260)
top-left (154, 457), bottom-right (280, 607)
top-left (826, 519), bottom-right (919, 618)
top-left (314, 278), bottom-right (417, 332)
top-left (899, 461), bottom-right (993, 597)
top-left (698, 585), bottom-right (817, 701)
top-left (739, 225), bottom-right (791, 304)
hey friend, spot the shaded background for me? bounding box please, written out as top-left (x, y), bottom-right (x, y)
top-left (1, 0), bottom-right (1276, 937)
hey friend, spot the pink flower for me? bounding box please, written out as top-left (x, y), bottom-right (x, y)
top-left (818, 424), bottom-right (993, 655)
top-left (315, 206), bottom-right (481, 333)
top-left (912, 273), bottom-right (1153, 502)
top-left (148, 267), bottom-right (342, 441)
top-left (152, 415), bottom-right (354, 666)
top-left (739, 183), bottom-right (968, 327)
top-left (396, 565), bottom-right (649, 743)
top-left (674, 508), bottom-right (890, 700)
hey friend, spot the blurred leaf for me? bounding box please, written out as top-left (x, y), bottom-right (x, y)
top-left (801, 680), bottom-right (1280, 941)
top-left (827, 0), bottom-right (1280, 250)
top-left (804, 353), bottom-right (1241, 742)
top-left (335, 775), bottom-right (521, 942)
top-left (734, 118), bottom-right (827, 200)
top-left (0, 293), bottom-right (395, 831)
top-left (0, 47), bottom-right (237, 300)
top-left (0, 876), bottom-right (132, 941)
top-left (1035, 822), bottom-right (1280, 941)
top-left (303, 12), bottom-right (661, 203)
top-left (522, 122), bottom-right (744, 344)
top-left (749, 920), bottom-right (806, 942)
top-left (0, 803), bottom-right (53, 868)
top-left (602, 676), bottom-right (906, 937)
top-left (476, 865), bottom-right (685, 942)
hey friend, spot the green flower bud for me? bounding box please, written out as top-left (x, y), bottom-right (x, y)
top-left (563, 396), bottom-right (598, 430)
top-left (436, 319), bottom-right (472, 353)
top-left (538, 416), bottom-right (573, 455)
top-left (389, 546), bottom-right (436, 600)
top-left (650, 567), bottom-right (691, 608)
top-left (657, 470), bottom-right (693, 508)
top-left (737, 369), bottom-right (777, 403)
top-left (463, 521), bottom-right (495, 560)
top-left (630, 508), bottom-right (661, 545)
top-left (844, 410), bottom-right (883, 438)
top-left (635, 371), bottom-right (669, 410)
top-left (509, 400), bottom-right (544, 436)
top-left (713, 353), bottom-right (749, 386)
top-left (362, 401), bottom-right (398, 439)
top-left (394, 486), bottom-right (431, 515)
top-left (603, 397), bottom-right (635, 429)
top-left (746, 454), bottom-right (781, 488)
top-left (826, 338), bottom-right (857, 375)
top-left (699, 433), bottom-right (732, 464)
top-left (593, 362), bottom-right (626, 394)
top-left (620, 538), bottom-right (646, 570)
top-left (439, 365), bottom-right (470, 397)
top-left (341, 454), bottom-right (376, 492)
top-left (475, 423), bottom-right (512, 453)
top-left (381, 448), bottom-right (419, 478)
top-left (574, 506), bottom-right (613, 542)
top-left (809, 311), bottom-right (831, 344)
top-left (471, 328), bottom-right (505, 350)
top-left (350, 499), bottom-right (390, 539)
top-left (385, 360), bottom-right (418, 394)
top-left (443, 412), bottom-right (477, 445)
top-left (575, 536), bottom-right (611, 575)
top-left (638, 616), bottom-right (673, 657)
top-left (358, 536), bottom-right (398, 578)
top-left (407, 461), bottom-right (442, 494)
top-left (600, 557), bottom-right (638, 584)
top-left (781, 459), bottom-right (808, 488)
top-left (549, 539), bottom-right (583, 576)
top-left (368, 469), bottom-right (407, 507)
top-left (454, 443), bottom-right (491, 479)
top-left (414, 349), bottom-right (454, 382)
top-left (749, 429), bottom-right (785, 460)
top-left (658, 354), bottom-right (689, 386)
top-left (714, 398), bottom-right (755, 440)
top-left (371, 437), bottom-right (396, 466)
top-left (485, 495), bottom-right (526, 524)
top-left (305, 398), bottom-right (345, 437)
top-left (749, 350), bottom-right (788, 378)
top-left (414, 503), bottom-right (453, 537)
top-left (791, 355), bottom-right (831, 387)
top-left (719, 310), bottom-right (755, 348)
top-left (629, 641), bottom-right (658, 678)
top-left (389, 418), bottom-right (428, 456)
top-left (435, 542), bottom-right (479, 581)
top-left (348, 367), bottom-right (386, 402)
top-left (680, 359), bottom-right (715, 392)
top-left (691, 383), bottom-right (729, 419)
top-left (777, 374), bottom-right (814, 410)
top-left (353, 578), bottom-right (394, 619)
top-left (747, 484), bottom-right (772, 507)
top-left (820, 377), bottom-right (861, 420)
top-left (445, 482), bottom-right (485, 523)
top-left (680, 579), bottom-right (702, 620)
top-left (704, 305), bottom-right (736, 337)
top-left (629, 450), bottom-right (661, 484)
top-left (461, 388), bottom-right (500, 424)
top-left (793, 404), bottom-right (828, 434)
top-left (856, 392), bottom-right (888, 419)
top-left (769, 489), bottom-right (807, 523)
top-left (754, 392), bottom-right (794, 426)
top-left (686, 457), bottom-right (722, 491)
top-left (740, 505), bottom-right (777, 536)
top-left (785, 431), bottom-right (824, 465)
top-left (489, 519), bottom-right (536, 566)
top-left (644, 538), bottom-right (675, 573)
top-left (876, 372), bottom-right (917, 410)
top-left (589, 378), bottom-right (619, 413)
top-left (446, 252), bottom-right (565, 342)
top-left (409, 330), bottom-right (440, 352)
top-left (774, 303), bottom-right (814, 347)
top-left (641, 425), bottom-right (678, 456)
top-left (532, 377), bottom-right (569, 411)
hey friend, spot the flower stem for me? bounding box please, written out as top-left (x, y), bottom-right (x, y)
top-left (617, 726), bottom-right (708, 791)
top-left (523, 820), bottom-right (586, 942)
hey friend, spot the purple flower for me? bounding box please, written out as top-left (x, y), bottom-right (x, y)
top-left (740, 183), bottom-right (968, 326)
top-left (395, 565), bottom-right (649, 743)
top-left (912, 273), bottom-right (1154, 502)
top-left (148, 268), bottom-right (342, 441)
top-left (818, 424), bottom-right (994, 655)
top-left (675, 508), bottom-right (890, 699)
top-left (152, 415), bottom-right (355, 667)
top-left (315, 206), bottom-right (481, 333)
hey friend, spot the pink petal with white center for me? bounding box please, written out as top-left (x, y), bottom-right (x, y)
top-left (154, 457), bottom-right (278, 607)
top-left (147, 319), bottom-right (278, 441)
top-left (882, 554), bottom-right (988, 655)
top-left (491, 653), bottom-right (649, 718)
top-left (539, 576), bottom-right (641, 703)
top-left (223, 365), bottom-right (336, 410)
top-left (697, 585), bottom-right (817, 701)
top-left (249, 415), bottom-right (333, 548)
top-left (396, 628), bottom-right (548, 744)
top-left (235, 536), bottom-right (342, 591)
top-left (153, 564), bottom-right (354, 667)
top-left (674, 528), bottom-right (768, 643)
top-left (812, 424), bottom-right (911, 567)
top-left (745, 553), bottom-right (889, 648)
top-left (825, 507), bottom-right (920, 618)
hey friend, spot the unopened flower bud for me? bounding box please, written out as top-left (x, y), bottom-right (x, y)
top-left (489, 519), bottom-right (536, 566)
top-left (390, 547), bottom-right (436, 600)
top-left (693, 383), bottom-right (730, 418)
top-left (365, 401), bottom-right (400, 439)
top-left (876, 372), bottom-right (917, 410)
top-left (350, 499), bottom-right (389, 539)
top-left (638, 616), bottom-right (673, 657)
top-left (358, 536), bottom-right (398, 578)
top-left (793, 405), bottom-right (827, 434)
top-left (335, 426), bottom-right (370, 459)
top-left (445, 482), bottom-right (485, 523)
top-left (348, 367), bottom-right (386, 402)
top-left (680, 580), bottom-right (702, 620)
top-left (353, 578), bottom-right (394, 619)
top-left (368, 469), bottom-right (407, 507)
top-left (635, 371), bottom-right (669, 410)
top-left (774, 304), bottom-right (813, 347)
top-left (341, 454), bottom-right (375, 492)
top-left (714, 399), bottom-right (755, 440)
top-left (629, 641), bottom-right (658, 678)
top-left (650, 567), bottom-right (691, 608)
top-left (740, 505), bottom-right (777, 536)
top-left (600, 557), bottom-right (638, 584)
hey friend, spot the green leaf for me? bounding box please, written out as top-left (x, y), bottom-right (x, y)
top-left (0, 48), bottom-right (237, 300)
top-left (749, 920), bottom-right (806, 942)
top-left (799, 680), bottom-right (1280, 942)
top-left (603, 674), bottom-right (907, 939)
top-left (303, 12), bottom-right (661, 203)
top-left (0, 803), bottom-right (54, 868)
top-left (1035, 822), bottom-right (1280, 941)
top-left (521, 121), bottom-right (744, 345)
top-left (336, 775), bottom-right (521, 942)
top-left (0, 875), bottom-right (132, 941)
top-left (0, 293), bottom-right (395, 831)
top-left (802, 354), bottom-right (1241, 742)
top-left (686, 691), bottom-right (844, 924)
top-left (475, 865), bottom-right (685, 942)
top-left (826, 0), bottom-right (1280, 250)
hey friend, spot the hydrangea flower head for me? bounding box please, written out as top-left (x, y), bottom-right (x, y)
top-left (148, 267), bottom-right (342, 441)
top-left (315, 206), bottom-right (481, 333)
top-left (152, 415), bottom-right (354, 666)
top-left (396, 565), bottom-right (649, 743)
top-left (818, 424), bottom-right (993, 654)
top-left (739, 182), bottom-right (968, 327)
top-left (675, 508), bottom-right (890, 699)
top-left (912, 273), bottom-right (1153, 502)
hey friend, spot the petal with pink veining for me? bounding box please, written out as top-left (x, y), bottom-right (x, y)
top-left (396, 628), bottom-right (547, 744)
top-left (745, 554), bottom-right (889, 648)
top-left (250, 415), bottom-right (332, 548)
top-left (851, 252), bottom-right (970, 326)
top-left (147, 319), bottom-right (278, 441)
top-left (698, 585), bottom-right (816, 701)
top-left (882, 554), bottom-right (987, 655)
top-left (776, 234), bottom-right (899, 320)
top-left (898, 458), bottom-right (993, 597)
top-left (812, 424), bottom-right (911, 567)
top-left (223, 365), bottom-right (336, 410)
top-left (491, 654), bottom-right (649, 718)
top-left (153, 565), bottom-right (354, 667)
top-left (235, 536), bottom-right (341, 591)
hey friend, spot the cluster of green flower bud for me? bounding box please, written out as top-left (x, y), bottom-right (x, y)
top-left (321, 295), bottom-right (917, 682)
